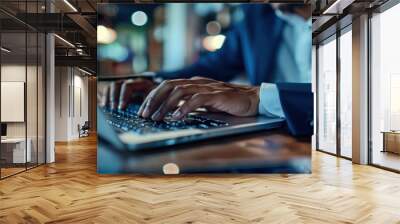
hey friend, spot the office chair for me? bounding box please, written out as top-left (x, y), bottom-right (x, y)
top-left (78, 121), bottom-right (90, 138)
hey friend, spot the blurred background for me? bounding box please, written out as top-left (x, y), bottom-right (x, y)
top-left (97, 3), bottom-right (244, 77)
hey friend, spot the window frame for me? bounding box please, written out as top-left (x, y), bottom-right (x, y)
top-left (315, 21), bottom-right (353, 161)
top-left (0, 0), bottom-right (48, 180)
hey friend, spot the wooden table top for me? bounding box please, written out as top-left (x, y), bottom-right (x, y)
top-left (98, 130), bottom-right (311, 174)
top-left (381, 131), bottom-right (400, 134)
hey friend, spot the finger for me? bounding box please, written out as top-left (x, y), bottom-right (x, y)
top-left (140, 79), bottom-right (214, 118)
top-left (109, 81), bottom-right (123, 110)
top-left (190, 76), bottom-right (218, 82)
top-left (151, 84), bottom-right (213, 121)
top-left (138, 86), bottom-right (160, 118)
top-left (172, 93), bottom-right (219, 119)
top-left (118, 80), bottom-right (134, 110)
top-left (141, 81), bottom-right (175, 118)
top-left (118, 79), bottom-right (154, 110)
top-left (100, 85), bottom-right (110, 108)
top-left (137, 94), bottom-right (149, 116)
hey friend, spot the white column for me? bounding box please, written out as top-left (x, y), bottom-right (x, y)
top-left (54, 67), bottom-right (73, 141)
top-left (352, 14), bottom-right (369, 164)
top-left (46, 33), bottom-right (55, 163)
top-left (45, 1), bottom-right (56, 163)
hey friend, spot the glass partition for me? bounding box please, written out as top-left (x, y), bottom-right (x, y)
top-left (339, 29), bottom-right (352, 158)
top-left (0, 1), bottom-right (46, 179)
top-left (1, 30), bottom-right (28, 177)
top-left (370, 3), bottom-right (400, 171)
top-left (317, 36), bottom-right (337, 154)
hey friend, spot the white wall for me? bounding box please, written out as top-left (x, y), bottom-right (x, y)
top-left (1, 65), bottom-right (38, 137)
top-left (1, 65), bottom-right (26, 140)
top-left (72, 73), bottom-right (89, 138)
top-left (1, 64), bottom-right (46, 164)
top-left (54, 67), bottom-right (69, 141)
top-left (54, 67), bottom-right (89, 141)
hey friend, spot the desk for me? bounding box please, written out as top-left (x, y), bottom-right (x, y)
top-left (1, 138), bottom-right (31, 164)
top-left (98, 130), bottom-right (311, 174)
top-left (382, 131), bottom-right (400, 154)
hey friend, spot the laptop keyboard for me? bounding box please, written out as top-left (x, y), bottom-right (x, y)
top-left (103, 105), bottom-right (229, 135)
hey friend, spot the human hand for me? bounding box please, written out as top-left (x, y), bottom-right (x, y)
top-left (137, 77), bottom-right (260, 121)
top-left (102, 78), bottom-right (156, 110)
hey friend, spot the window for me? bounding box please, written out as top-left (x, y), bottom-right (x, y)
top-left (370, 3), bottom-right (400, 171)
top-left (316, 27), bottom-right (353, 158)
top-left (317, 37), bottom-right (337, 154)
top-left (339, 29), bottom-right (352, 158)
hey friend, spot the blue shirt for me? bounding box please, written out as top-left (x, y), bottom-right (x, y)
top-left (259, 11), bottom-right (312, 118)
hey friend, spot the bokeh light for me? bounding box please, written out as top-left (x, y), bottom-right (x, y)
top-left (202, 34), bottom-right (226, 52)
top-left (132, 55), bottom-right (148, 73)
top-left (131, 11), bottom-right (148, 26)
top-left (99, 42), bottom-right (129, 62)
top-left (97, 25), bottom-right (117, 44)
top-left (206, 21), bottom-right (221, 35)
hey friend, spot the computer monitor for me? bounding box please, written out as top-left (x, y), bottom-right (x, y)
top-left (1, 123), bottom-right (7, 137)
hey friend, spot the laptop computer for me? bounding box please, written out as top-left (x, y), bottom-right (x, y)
top-left (98, 102), bottom-right (285, 151)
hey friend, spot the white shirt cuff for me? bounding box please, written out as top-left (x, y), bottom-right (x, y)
top-left (258, 83), bottom-right (285, 119)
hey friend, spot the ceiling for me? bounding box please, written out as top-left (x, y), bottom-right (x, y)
top-left (0, 0), bottom-right (98, 73)
top-left (1, 0), bottom-right (394, 73)
top-left (311, 0), bottom-right (391, 43)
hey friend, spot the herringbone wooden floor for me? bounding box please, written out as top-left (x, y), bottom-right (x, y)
top-left (1, 135), bottom-right (400, 224)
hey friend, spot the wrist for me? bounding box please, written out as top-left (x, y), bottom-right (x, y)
top-left (258, 83), bottom-right (285, 118)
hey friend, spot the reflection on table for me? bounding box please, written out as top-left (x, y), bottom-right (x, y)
top-left (98, 130), bottom-right (311, 174)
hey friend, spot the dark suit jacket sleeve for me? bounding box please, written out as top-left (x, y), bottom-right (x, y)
top-left (276, 83), bottom-right (314, 137)
top-left (156, 24), bottom-right (245, 82)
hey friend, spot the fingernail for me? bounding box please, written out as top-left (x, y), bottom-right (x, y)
top-left (142, 107), bottom-right (149, 118)
top-left (172, 110), bottom-right (181, 119)
top-left (152, 111), bottom-right (161, 120)
top-left (137, 105), bottom-right (144, 115)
